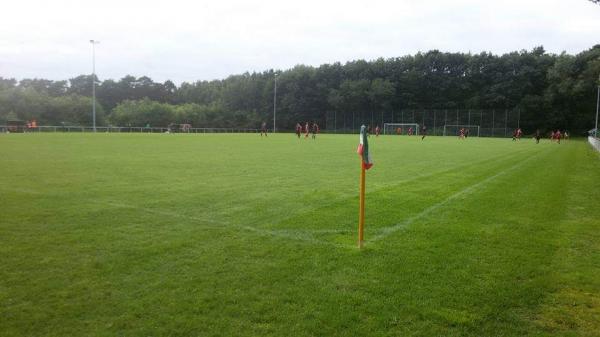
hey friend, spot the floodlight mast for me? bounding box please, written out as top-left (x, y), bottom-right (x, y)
top-left (273, 73), bottom-right (278, 133)
top-left (90, 40), bottom-right (100, 132)
top-left (595, 75), bottom-right (600, 138)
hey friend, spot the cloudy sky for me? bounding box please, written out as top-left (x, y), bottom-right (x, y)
top-left (1, 0), bottom-right (599, 84)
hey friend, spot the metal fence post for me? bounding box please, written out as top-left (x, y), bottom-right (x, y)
top-left (492, 109), bottom-right (495, 137)
top-left (504, 109), bottom-right (508, 137)
top-left (433, 110), bottom-right (436, 136)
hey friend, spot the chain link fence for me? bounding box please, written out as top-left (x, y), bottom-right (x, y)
top-left (325, 108), bottom-right (520, 136)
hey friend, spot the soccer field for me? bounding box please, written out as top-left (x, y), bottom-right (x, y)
top-left (1, 133), bottom-right (599, 336)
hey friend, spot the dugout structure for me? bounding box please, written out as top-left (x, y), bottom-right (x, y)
top-left (443, 125), bottom-right (480, 137)
top-left (383, 123), bottom-right (420, 135)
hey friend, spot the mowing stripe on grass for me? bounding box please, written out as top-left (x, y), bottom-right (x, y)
top-left (248, 148), bottom-right (533, 231)
top-left (0, 147), bottom-right (539, 248)
top-left (368, 148), bottom-right (551, 245)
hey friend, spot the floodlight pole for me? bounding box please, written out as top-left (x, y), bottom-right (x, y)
top-left (273, 73), bottom-right (277, 133)
top-left (595, 77), bottom-right (599, 138)
top-left (90, 40), bottom-right (100, 132)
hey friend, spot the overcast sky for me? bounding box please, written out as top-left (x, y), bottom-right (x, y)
top-left (1, 0), bottom-right (599, 84)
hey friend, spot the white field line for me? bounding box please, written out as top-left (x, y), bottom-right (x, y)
top-left (367, 150), bottom-right (548, 245)
top-left (256, 148), bottom-right (532, 233)
top-left (323, 148), bottom-right (531, 201)
top-left (83, 199), bottom-right (346, 246)
top-left (2, 188), bottom-right (343, 247)
top-left (109, 202), bottom-right (347, 246)
top-left (100, 201), bottom-right (226, 227)
top-left (239, 226), bottom-right (349, 248)
top-left (99, 201), bottom-right (349, 246)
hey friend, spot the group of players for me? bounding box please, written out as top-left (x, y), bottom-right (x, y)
top-left (260, 121), bottom-right (320, 139)
top-left (259, 122), bottom-right (320, 139)
top-left (261, 121), bottom-right (570, 144)
top-left (530, 129), bottom-right (569, 144)
top-left (294, 122), bottom-right (320, 139)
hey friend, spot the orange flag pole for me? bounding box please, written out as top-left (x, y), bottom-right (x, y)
top-left (358, 162), bottom-right (366, 248)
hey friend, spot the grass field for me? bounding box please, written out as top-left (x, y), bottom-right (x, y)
top-left (1, 133), bottom-right (600, 336)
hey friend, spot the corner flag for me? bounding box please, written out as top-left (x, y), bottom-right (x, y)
top-left (357, 125), bottom-right (373, 169)
top-left (357, 125), bottom-right (373, 248)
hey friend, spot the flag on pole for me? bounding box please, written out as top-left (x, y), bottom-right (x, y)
top-left (357, 125), bottom-right (373, 170)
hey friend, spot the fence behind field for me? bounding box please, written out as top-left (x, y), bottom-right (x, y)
top-left (324, 108), bottom-right (520, 137)
top-left (0, 125), bottom-right (260, 134)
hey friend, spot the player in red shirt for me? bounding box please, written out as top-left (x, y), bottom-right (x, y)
top-left (304, 122), bottom-right (310, 139)
top-left (408, 127), bottom-right (413, 136)
top-left (459, 128), bottom-right (465, 139)
top-left (555, 130), bottom-right (561, 144)
top-left (375, 125), bottom-right (380, 137)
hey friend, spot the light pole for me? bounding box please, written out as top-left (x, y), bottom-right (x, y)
top-left (90, 39), bottom-right (100, 132)
top-left (595, 75), bottom-right (600, 138)
top-left (273, 73), bottom-right (278, 133)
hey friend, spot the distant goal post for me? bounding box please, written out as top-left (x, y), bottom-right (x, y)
top-left (443, 125), bottom-right (480, 137)
top-left (383, 123), bottom-right (420, 135)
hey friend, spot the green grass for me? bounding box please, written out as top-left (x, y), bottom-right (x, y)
top-left (1, 133), bottom-right (599, 337)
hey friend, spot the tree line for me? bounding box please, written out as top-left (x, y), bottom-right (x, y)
top-left (1, 45), bottom-right (599, 133)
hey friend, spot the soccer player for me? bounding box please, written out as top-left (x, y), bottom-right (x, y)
top-left (304, 122), bottom-right (310, 139)
top-left (459, 128), bottom-right (465, 139)
top-left (535, 129), bottom-right (541, 144)
top-left (465, 129), bottom-right (470, 138)
top-left (295, 123), bottom-right (302, 138)
top-left (564, 131), bottom-right (569, 141)
top-left (408, 127), bottom-right (413, 136)
top-left (512, 129), bottom-right (518, 141)
top-left (375, 125), bottom-right (381, 137)
top-left (260, 121), bottom-right (268, 137)
top-left (550, 130), bottom-right (555, 142)
top-left (421, 125), bottom-right (427, 140)
top-left (311, 122), bottom-right (319, 139)
top-left (555, 130), bottom-right (561, 144)
top-left (397, 127), bottom-right (403, 135)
